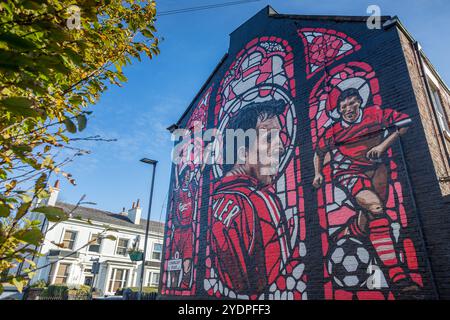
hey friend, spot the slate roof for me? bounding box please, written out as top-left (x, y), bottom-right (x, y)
top-left (56, 201), bottom-right (165, 235)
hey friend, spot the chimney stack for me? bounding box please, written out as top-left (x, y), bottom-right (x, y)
top-left (46, 180), bottom-right (60, 206)
top-left (128, 199), bottom-right (142, 225)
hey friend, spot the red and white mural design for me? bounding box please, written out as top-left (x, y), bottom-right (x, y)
top-left (161, 27), bottom-right (426, 300)
top-left (307, 55), bottom-right (423, 298)
top-left (205, 36), bottom-right (307, 300)
top-left (298, 28), bottom-right (361, 79)
top-left (161, 87), bottom-right (213, 296)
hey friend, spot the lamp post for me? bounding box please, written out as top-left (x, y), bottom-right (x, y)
top-left (138, 158), bottom-right (158, 300)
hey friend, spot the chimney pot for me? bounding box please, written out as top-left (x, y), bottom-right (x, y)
top-left (128, 203), bottom-right (142, 225)
top-left (46, 181), bottom-right (60, 206)
top-left (136, 199), bottom-right (140, 208)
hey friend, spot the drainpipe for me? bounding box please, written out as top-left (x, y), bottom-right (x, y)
top-left (396, 127), bottom-right (439, 299)
top-left (398, 40), bottom-right (445, 298)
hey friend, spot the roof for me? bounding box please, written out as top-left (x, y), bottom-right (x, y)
top-left (171, 5), bottom-right (449, 128)
top-left (56, 202), bottom-right (165, 235)
top-left (170, 6), bottom-right (393, 127)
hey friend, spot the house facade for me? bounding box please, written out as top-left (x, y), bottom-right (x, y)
top-left (28, 183), bottom-right (164, 296)
top-left (160, 6), bottom-right (450, 300)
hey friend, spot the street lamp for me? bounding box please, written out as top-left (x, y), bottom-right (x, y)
top-left (138, 158), bottom-right (158, 300)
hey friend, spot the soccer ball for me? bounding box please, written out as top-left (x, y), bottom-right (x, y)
top-left (328, 237), bottom-right (371, 288)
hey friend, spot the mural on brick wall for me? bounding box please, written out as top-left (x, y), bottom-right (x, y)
top-left (298, 28), bottom-right (361, 79)
top-left (304, 30), bottom-right (424, 298)
top-left (204, 37), bottom-right (308, 300)
top-left (160, 23), bottom-right (428, 300)
top-left (161, 87), bottom-right (213, 296)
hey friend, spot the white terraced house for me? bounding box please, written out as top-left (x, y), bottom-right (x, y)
top-left (24, 182), bottom-right (164, 296)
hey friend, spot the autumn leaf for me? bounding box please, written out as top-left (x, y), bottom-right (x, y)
top-left (32, 206), bottom-right (68, 222)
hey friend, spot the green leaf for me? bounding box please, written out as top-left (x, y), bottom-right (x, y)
top-left (15, 201), bottom-right (32, 221)
top-left (14, 228), bottom-right (43, 246)
top-left (0, 97), bottom-right (33, 109)
top-left (105, 235), bottom-right (117, 241)
top-left (0, 204), bottom-right (10, 218)
top-left (34, 173), bottom-right (48, 191)
top-left (69, 95), bottom-right (83, 106)
top-left (116, 72), bottom-right (127, 82)
top-left (64, 118), bottom-right (77, 133)
top-left (76, 114), bottom-right (87, 131)
top-left (141, 29), bottom-right (154, 38)
top-left (0, 97), bottom-right (35, 115)
top-left (0, 32), bottom-right (37, 50)
top-left (32, 206), bottom-right (68, 222)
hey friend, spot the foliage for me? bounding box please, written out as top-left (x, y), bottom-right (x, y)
top-left (68, 284), bottom-right (91, 299)
top-left (124, 286), bottom-right (158, 293)
top-left (41, 283), bottom-right (68, 298)
top-left (30, 279), bottom-right (47, 288)
top-left (0, 0), bottom-right (159, 293)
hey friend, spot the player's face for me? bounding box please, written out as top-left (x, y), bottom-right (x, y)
top-left (182, 170), bottom-right (190, 188)
top-left (339, 96), bottom-right (361, 123)
top-left (247, 116), bottom-right (285, 186)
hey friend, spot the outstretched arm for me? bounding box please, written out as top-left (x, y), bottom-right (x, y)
top-left (367, 127), bottom-right (409, 159)
top-left (313, 149), bottom-right (325, 188)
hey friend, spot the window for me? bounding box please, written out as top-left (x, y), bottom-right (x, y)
top-left (430, 84), bottom-right (450, 139)
top-left (88, 233), bottom-right (102, 253)
top-left (62, 230), bottom-right (77, 250)
top-left (116, 238), bottom-right (129, 256)
top-left (84, 275), bottom-right (93, 286)
top-left (54, 263), bottom-right (70, 284)
top-left (152, 243), bottom-right (162, 260)
top-left (108, 268), bottom-right (129, 293)
top-left (146, 271), bottom-right (160, 287)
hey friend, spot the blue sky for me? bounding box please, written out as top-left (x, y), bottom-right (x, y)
top-left (57, 0), bottom-right (450, 222)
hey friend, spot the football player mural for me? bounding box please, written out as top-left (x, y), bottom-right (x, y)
top-left (204, 37), bottom-right (307, 300)
top-left (161, 88), bottom-right (212, 295)
top-left (161, 24), bottom-right (428, 300)
top-left (302, 28), bottom-right (424, 299)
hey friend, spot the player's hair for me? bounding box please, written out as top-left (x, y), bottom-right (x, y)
top-left (337, 88), bottom-right (363, 112)
top-left (222, 99), bottom-right (285, 174)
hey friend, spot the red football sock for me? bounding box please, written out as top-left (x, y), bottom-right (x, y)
top-left (369, 218), bottom-right (406, 283)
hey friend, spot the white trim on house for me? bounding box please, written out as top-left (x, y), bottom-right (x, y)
top-left (26, 188), bottom-right (164, 297)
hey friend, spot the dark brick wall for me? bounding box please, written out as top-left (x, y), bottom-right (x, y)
top-left (398, 29), bottom-right (450, 298)
top-left (160, 7), bottom-right (448, 300)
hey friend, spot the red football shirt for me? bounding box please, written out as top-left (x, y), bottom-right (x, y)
top-left (173, 186), bottom-right (195, 227)
top-left (210, 174), bottom-right (290, 294)
top-left (318, 105), bottom-right (411, 167)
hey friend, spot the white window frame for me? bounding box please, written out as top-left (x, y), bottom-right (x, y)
top-left (151, 242), bottom-right (162, 261)
top-left (115, 238), bottom-right (130, 256)
top-left (146, 270), bottom-right (160, 287)
top-left (52, 262), bottom-right (71, 284)
top-left (87, 232), bottom-right (102, 253)
top-left (108, 268), bottom-right (130, 293)
top-left (61, 229), bottom-right (78, 250)
top-left (430, 85), bottom-right (450, 140)
top-left (425, 67), bottom-right (450, 140)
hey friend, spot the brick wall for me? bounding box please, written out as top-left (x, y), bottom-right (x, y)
top-left (159, 8), bottom-right (449, 300)
top-left (398, 31), bottom-right (450, 196)
top-left (398, 28), bottom-right (450, 298)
